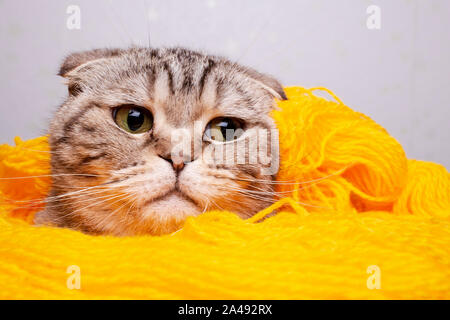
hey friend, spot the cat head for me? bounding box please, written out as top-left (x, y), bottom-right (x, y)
top-left (38, 47), bottom-right (286, 236)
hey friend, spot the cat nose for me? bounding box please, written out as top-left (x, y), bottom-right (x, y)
top-left (171, 158), bottom-right (185, 172)
top-left (159, 155), bottom-right (185, 172)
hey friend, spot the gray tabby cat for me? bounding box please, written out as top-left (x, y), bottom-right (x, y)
top-left (35, 47), bottom-right (286, 236)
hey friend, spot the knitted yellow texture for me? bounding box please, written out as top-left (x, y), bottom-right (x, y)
top-left (0, 87), bottom-right (449, 299)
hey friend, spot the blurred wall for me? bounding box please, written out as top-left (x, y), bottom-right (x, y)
top-left (0, 0), bottom-right (448, 168)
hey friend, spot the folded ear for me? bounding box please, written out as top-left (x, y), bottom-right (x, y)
top-left (59, 48), bottom-right (123, 96)
top-left (58, 48), bottom-right (123, 77)
top-left (242, 67), bottom-right (287, 101)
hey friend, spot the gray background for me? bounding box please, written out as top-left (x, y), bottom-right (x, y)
top-left (0, 0), bottom-right (448, 168)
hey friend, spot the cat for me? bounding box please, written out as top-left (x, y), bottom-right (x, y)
top-left (34, 47), bottom-right (287, 236)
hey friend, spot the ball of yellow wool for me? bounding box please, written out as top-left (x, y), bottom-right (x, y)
top-left (393, 159), bottom-right (450, 218)
top-left (272, 87), bottom-right (448, 218)
top-left (0, 136), bottom-right (49, 222)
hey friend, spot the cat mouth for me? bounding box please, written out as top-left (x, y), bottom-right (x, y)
top-left (144, 189), bottom-right (198, 208)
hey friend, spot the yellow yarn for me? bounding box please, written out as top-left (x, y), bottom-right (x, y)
top-left (0, 87), bottom-right (449, 299)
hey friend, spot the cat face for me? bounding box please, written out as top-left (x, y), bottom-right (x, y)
top-left (36, 47), bottom-right (286, 236)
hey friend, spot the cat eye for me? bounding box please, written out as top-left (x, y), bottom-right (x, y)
top-left (204, 117), bottom-right (244, 142)
top-left (113, 105), bottom-right (153, 134)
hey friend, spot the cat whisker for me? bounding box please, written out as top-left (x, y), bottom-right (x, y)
top-left (96, 194), bottom-right (135, 228)
top-left (2, 186), bottom-right (127, 210)
top-left (143, 0), bottom-right (152, 48)
top-left (202, 201), bottom-right (209, 214)
top-left (58, 191), bottom-right (130, 219)
top-left (217, 185), bottom-right (332, 210)
top-left (10, 147), bottom-right (53, 153)
top-left (1, 179), bottom-right (130, 205)
top-left (103, 0), bottom-right (136, 45)
top-left (5, 175), bottom-right (156, 207)
top-left (0, 173), bottom-right (110, 180)
top-left (231, 166), bottom-right (350, 186)
top-left (48, 190), bottom-right (132, 210)
top-left (126, 196), bottom-right (138, 216)
top-left (207, 196), bottom-right (225, 212)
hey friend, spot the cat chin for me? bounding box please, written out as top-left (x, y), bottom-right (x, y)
top-left (139, 191), bottom-right (202, 235)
